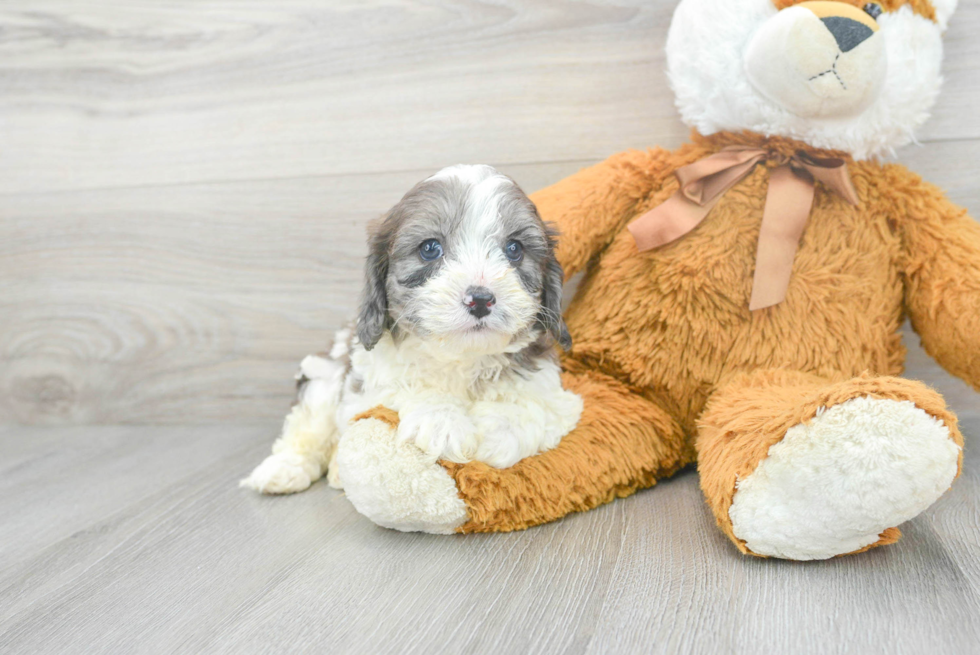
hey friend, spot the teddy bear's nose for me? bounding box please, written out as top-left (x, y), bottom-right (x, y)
top-left (820, 16), bottom-right (874, 53)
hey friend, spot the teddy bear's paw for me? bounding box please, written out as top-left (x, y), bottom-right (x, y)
top-left (337, 417), bottom-right (469, 534)
top-left (240, 451), bottom-right (321, 495)
top-left (728, 396), bottom-right (961, 560)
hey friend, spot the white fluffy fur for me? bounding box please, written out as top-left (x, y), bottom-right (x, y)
top-left (728, 397), bottom-right (961, 560)
top-left (240, 343), bottom-right (349, 494)
top-left (336, 417), bottom-right (469, 534)
top-left (667, 0), bottom-right (950, 159)
top-left (341, 332), bottom-right (582, 467)
top-left (932, 0), bottom-right (958, 31)
top-left (744, 5), bottom-right (886, 119)
top-left (243, 165), bottom-right (583, 500)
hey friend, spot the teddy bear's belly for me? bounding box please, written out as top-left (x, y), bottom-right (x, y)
top-left (563, 192), bottom-right (906, 431)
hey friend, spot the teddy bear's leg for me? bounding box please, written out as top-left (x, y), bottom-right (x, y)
top-left (443, 368), bottom-right (692, 533)
top-left (335, 370), bottom-right (691, 534)
top-left (697, 370), bottom-right (964, 560)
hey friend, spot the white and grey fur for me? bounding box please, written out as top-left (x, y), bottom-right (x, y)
top-left (242, 165), bottom-right (583, 495)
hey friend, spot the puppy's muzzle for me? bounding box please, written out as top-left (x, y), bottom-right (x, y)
top-left (464, 286), bottom-right (495, 319)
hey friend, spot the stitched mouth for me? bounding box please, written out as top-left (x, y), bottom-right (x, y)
top-left (808, 53), bottom-right (847, 90)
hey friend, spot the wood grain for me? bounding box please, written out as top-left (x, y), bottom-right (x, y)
top-left (0, 161), bottom-right (590, 424)
top-left (2, 1), bottom-right (979, 652)
top-left (2, 0), bottom-right (979, 426)
top-left (1, 0), bottom-right (975, 196)
top-left (0, 0), bottom-right (687, 195)
top-left (0, 418), bottom-right (977, 654)
top-left (4, 153), bottom-right (975, 426)
top-left (5, 153), bottom-right (979, 426)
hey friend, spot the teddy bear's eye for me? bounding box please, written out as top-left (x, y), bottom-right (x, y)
top-left (863, 3), bottom-right (882, 20)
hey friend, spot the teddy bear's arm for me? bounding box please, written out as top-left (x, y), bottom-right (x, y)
top-left (530, 148), bottom-right (674, 280)
top-left (897, 169), bottom-right (980, 391)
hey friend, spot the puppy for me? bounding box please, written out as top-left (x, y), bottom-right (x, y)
top-left (242, 165), bottom-right (583, 495)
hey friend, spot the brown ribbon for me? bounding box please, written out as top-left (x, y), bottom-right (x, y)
top-left (627, 146), bottom-right (860, 310)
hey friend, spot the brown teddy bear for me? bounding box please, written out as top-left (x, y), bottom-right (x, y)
top-left (258, 0), bottom-right (977, 560)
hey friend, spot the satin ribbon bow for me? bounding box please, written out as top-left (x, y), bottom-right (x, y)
top-left (626, 145), bottom-right (860, 310)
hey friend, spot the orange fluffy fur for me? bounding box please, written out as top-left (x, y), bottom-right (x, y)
top-left (420, 130), bottom-right (978, 550)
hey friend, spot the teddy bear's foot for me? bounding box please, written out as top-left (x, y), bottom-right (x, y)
top-left (335, 408), bottom-right (469, 534)
top-left (698, 371), bottom-right (964, 560)
top-left (729, 396), bottom-right (959, 560)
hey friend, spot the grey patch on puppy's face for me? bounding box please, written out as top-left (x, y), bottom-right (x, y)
top-left (491, 186), bottom-right (571, 351)
top-left (356, 164), bottom-right (569, 355)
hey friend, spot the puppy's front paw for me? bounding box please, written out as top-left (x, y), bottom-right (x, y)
top-left (471, 414), bottom-right (523, 468)
top-left (397, 406), bottom-right (478, 463)
top-left (240, 451), bottom-right (321, 495)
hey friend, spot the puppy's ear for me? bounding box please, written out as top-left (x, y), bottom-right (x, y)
top-left (539, 224), bottom-right (572, 350)
top-left (356, 219), bottom-right (392, 351)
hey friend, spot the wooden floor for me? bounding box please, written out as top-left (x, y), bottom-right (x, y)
top-left (1, 359), bottom-right (978, 654)
top-left (2, 1), bottom-right (980, 653)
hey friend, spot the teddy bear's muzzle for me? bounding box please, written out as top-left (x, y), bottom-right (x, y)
top-left (744, 1), bottom-right (886, 119)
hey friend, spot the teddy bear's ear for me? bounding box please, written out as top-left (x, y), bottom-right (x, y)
top-left (932, 0), bottom-right (957, 31)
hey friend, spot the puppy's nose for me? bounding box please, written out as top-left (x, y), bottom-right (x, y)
top-left (821, 16), bottom-right (874, 52)
top-left (464, 286), bottom-right (495, 319)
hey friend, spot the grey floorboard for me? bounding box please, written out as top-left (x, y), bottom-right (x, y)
top-left (0, 407), bottom-right (977, 654)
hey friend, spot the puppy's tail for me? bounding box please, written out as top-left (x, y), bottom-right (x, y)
top-left (294, 325), bottom-right (354, 410)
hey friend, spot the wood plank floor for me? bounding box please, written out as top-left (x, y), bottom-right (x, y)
top-left (2, 0), bottom-right (979, 424)
top-left (1, 379), bottom-right (978, 654)
top-left (2, 1), bottom-right (980, 652)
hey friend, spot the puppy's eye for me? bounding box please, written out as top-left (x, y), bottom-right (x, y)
top-left (863, 3), bottom-right (882, 19)
top-left (504, 240), bottom-right (523, 263)
top-left (418, 239), bottom-right (443, 262)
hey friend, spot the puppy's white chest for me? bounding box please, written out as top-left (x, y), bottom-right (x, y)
top-left (337, 333), bottom-right (581, 469)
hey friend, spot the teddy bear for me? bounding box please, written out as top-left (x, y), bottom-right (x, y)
top-left (329, 0), bottom-right (976, 560)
